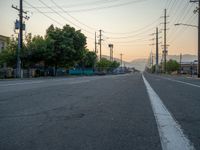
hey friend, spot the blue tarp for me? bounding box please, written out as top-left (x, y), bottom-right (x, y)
top-left (69, 69), bottom-right (94, 75)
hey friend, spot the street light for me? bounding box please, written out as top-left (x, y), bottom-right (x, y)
top-left (174, 23), bottom-right (198, 28)
top-left (175, 22), bottom-right (200, 77)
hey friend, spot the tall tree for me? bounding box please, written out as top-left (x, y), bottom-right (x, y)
top-left (45, 24), bottom-right (87, 73)
top-left (0, 37), bottom-right (17, 68)
top-left (82, 50), bottom-right (97, 68)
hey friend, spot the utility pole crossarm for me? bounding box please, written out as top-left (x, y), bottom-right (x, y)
top-left (12, 4), bottom-right (28, 14)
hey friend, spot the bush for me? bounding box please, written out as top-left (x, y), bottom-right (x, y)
top-left (166, 59), bottom-right (179, 73)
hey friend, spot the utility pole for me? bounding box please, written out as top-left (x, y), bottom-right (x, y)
top-left (156, 27), bottom-right (159, 73)
top-left (150, 50), bottom-right (153, 68)
top-left (190, 0), bottom-right (200, 77)
top-left (180, 53), bottom-right (182, 74)
top-left (163, 9), bottom-right (167, 73)
top-left (12, 0), bottom-right (26, 78)
top-left (120, 53), bottom-right (123, 67)
top-left (18, 0), bottom-right (23, 78)
top-left (99, 30), bottom-right (102, 60)
top-left (95, 32), bottom-right (97, 54)
top-left (108, 44), bottom-right (114, 61)
top-left (151, 53), bottom-right (154, 73)
top-left (198, 0), bottom-right (200, 77)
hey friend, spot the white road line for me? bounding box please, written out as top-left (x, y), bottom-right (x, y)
top-left (142, 75), bottom-right (195, 150)
top-left (165, 78), bottom-right (200, 88)
top-left (68, 80), bottom-right (90, 84)
top-left (0, 81), bottom-right (44, 87)
top-left (150, 74), bottom-right (200, 88)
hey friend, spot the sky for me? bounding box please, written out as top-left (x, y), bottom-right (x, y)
top-left (0, 0), bottom-right (198, 62)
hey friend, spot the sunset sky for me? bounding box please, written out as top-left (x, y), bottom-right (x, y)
top-left (0, 0), bottom-right (198, 61)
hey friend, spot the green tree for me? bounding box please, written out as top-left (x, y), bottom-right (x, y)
top-left (96, 58), bottom-right (111, 70)
top-left (110, 60), bottom-right (120, 69)
top-left (0, 24), bottom-right (89, 76)
top-left (0, 37), bottom-right (17, 67)
top-left (96, 58), bottom-right (120, 71)
top-left (82, 50), bottom-right (97, 68)
top-left (22, 35), bottom-right (47, 68)
top-left (45, 24), bottom-right (87, 71)
top-left (166, 59), bottom-right (180, 73)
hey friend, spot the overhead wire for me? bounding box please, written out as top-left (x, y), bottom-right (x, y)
top-left (167, 1), bottom-right (191, 37)
top-left (24, 0), bottom-right (96, 42)
top-left (50, 0), bottom-right (98, 31)
top-left (37, 0), bottom-right (94, 35)
top-left (26, 0), bottom-right (125, 9)
top-left (168, 3), bottom-right (196, 42)
top-left (33, 0), bottom-right (148, 13)
top-left (169, 13), bottom-right (197, 44)
top-left (24, 0), bottom-right (63, 26)
top-left (103, 16), bottom-right (161, 35)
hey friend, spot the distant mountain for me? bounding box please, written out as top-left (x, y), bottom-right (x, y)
top-left (102, 55), bottom-right (121, 62)
top-left (102, 55), bottom-right (147, 71)
top-left (167, 54), bottom-right (197, 62)
top-left (101, 54), bottom-right (197, 71)
top-left (126, 59), bottom-right (147, 71)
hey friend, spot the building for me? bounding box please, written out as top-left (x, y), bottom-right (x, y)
top-left (0, 35), bottom-right (9, 52)
top-left (180, 60), bottom-right (197, 75)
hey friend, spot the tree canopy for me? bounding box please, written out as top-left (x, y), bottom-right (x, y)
top-left (166, 59), bottom-right (179, 73)
top-left (0, 24), bottom-right (94, 71)
top-left (96, 58), bottom-right (120, 71)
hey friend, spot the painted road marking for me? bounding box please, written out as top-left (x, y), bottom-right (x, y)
top-left (142, 75), bottom-right (195, 150)
top-left (0, 81), bottom-right (45, 87)
top-left (0, 79), bottom-right (92, 87)
top-left (150, 74), bottom-right (200, 88)
top-left (165, 78), bottom-right (200, 88)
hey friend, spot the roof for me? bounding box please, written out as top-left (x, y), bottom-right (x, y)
top-left (0, 35), bottom-right (9, 42)
top-left (181, 61), bottom-right (198, 65)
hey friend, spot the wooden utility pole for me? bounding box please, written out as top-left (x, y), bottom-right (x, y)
top-left (108, 44), bottom-right (114, 61)
top-left (12, 0), bottom-right (23, 78)
top-left (99, 30), bottom-right (102, 60)
top-left (180, 53), bottom-right (182, 74)
top-left (95, 32), bottom-right (97, 54)
top-left (156, 27), bottom-right (159, 73)
top-left (164, 9), bottom-right (167, 73)
top-left (190, 0), bottom-right (200, 77)
top-left (120, 53), bottom-right (123, 66)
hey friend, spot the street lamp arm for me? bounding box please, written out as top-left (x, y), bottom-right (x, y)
top-left (174, 23), bottom-right (198, 28)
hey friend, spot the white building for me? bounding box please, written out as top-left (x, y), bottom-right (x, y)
top-left (0, 35), bottom-right (9, 52)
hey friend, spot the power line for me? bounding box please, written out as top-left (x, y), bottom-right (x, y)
top-left (24, 0), bottom-right (96, 46)
top-left (103, 16), bottom-right (161, 35)
top-left (26, 0), bottom-right (125, 9)
top-left (168, 5), bottom-right (196, 42)
top-left (24, 0), bottom-right (63, 26)
top-left (167, 0), bottom-right (178, 15)
top-left (167, 1), bottom-right (191, 38)
top-left (32, 0), bottom-right (148, 13)
top-left (50, 0), bottom-right (97, 31)
top-left (166, 0), bottom-right (173, 10)
top-left (37, 0), bottom-right (94, 35)
top-left (104, 26), bottom-right (158, 39)
top-left (169, 13), bottom-right (197, 44)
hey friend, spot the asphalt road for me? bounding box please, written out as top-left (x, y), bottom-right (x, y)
top-left (144, 72), bottom-right (200, 150)
top-left (0, 73), bottom-right (199, 150)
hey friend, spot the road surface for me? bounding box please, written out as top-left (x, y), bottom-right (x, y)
top-left (0, 73), bottom-right (199, 150)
